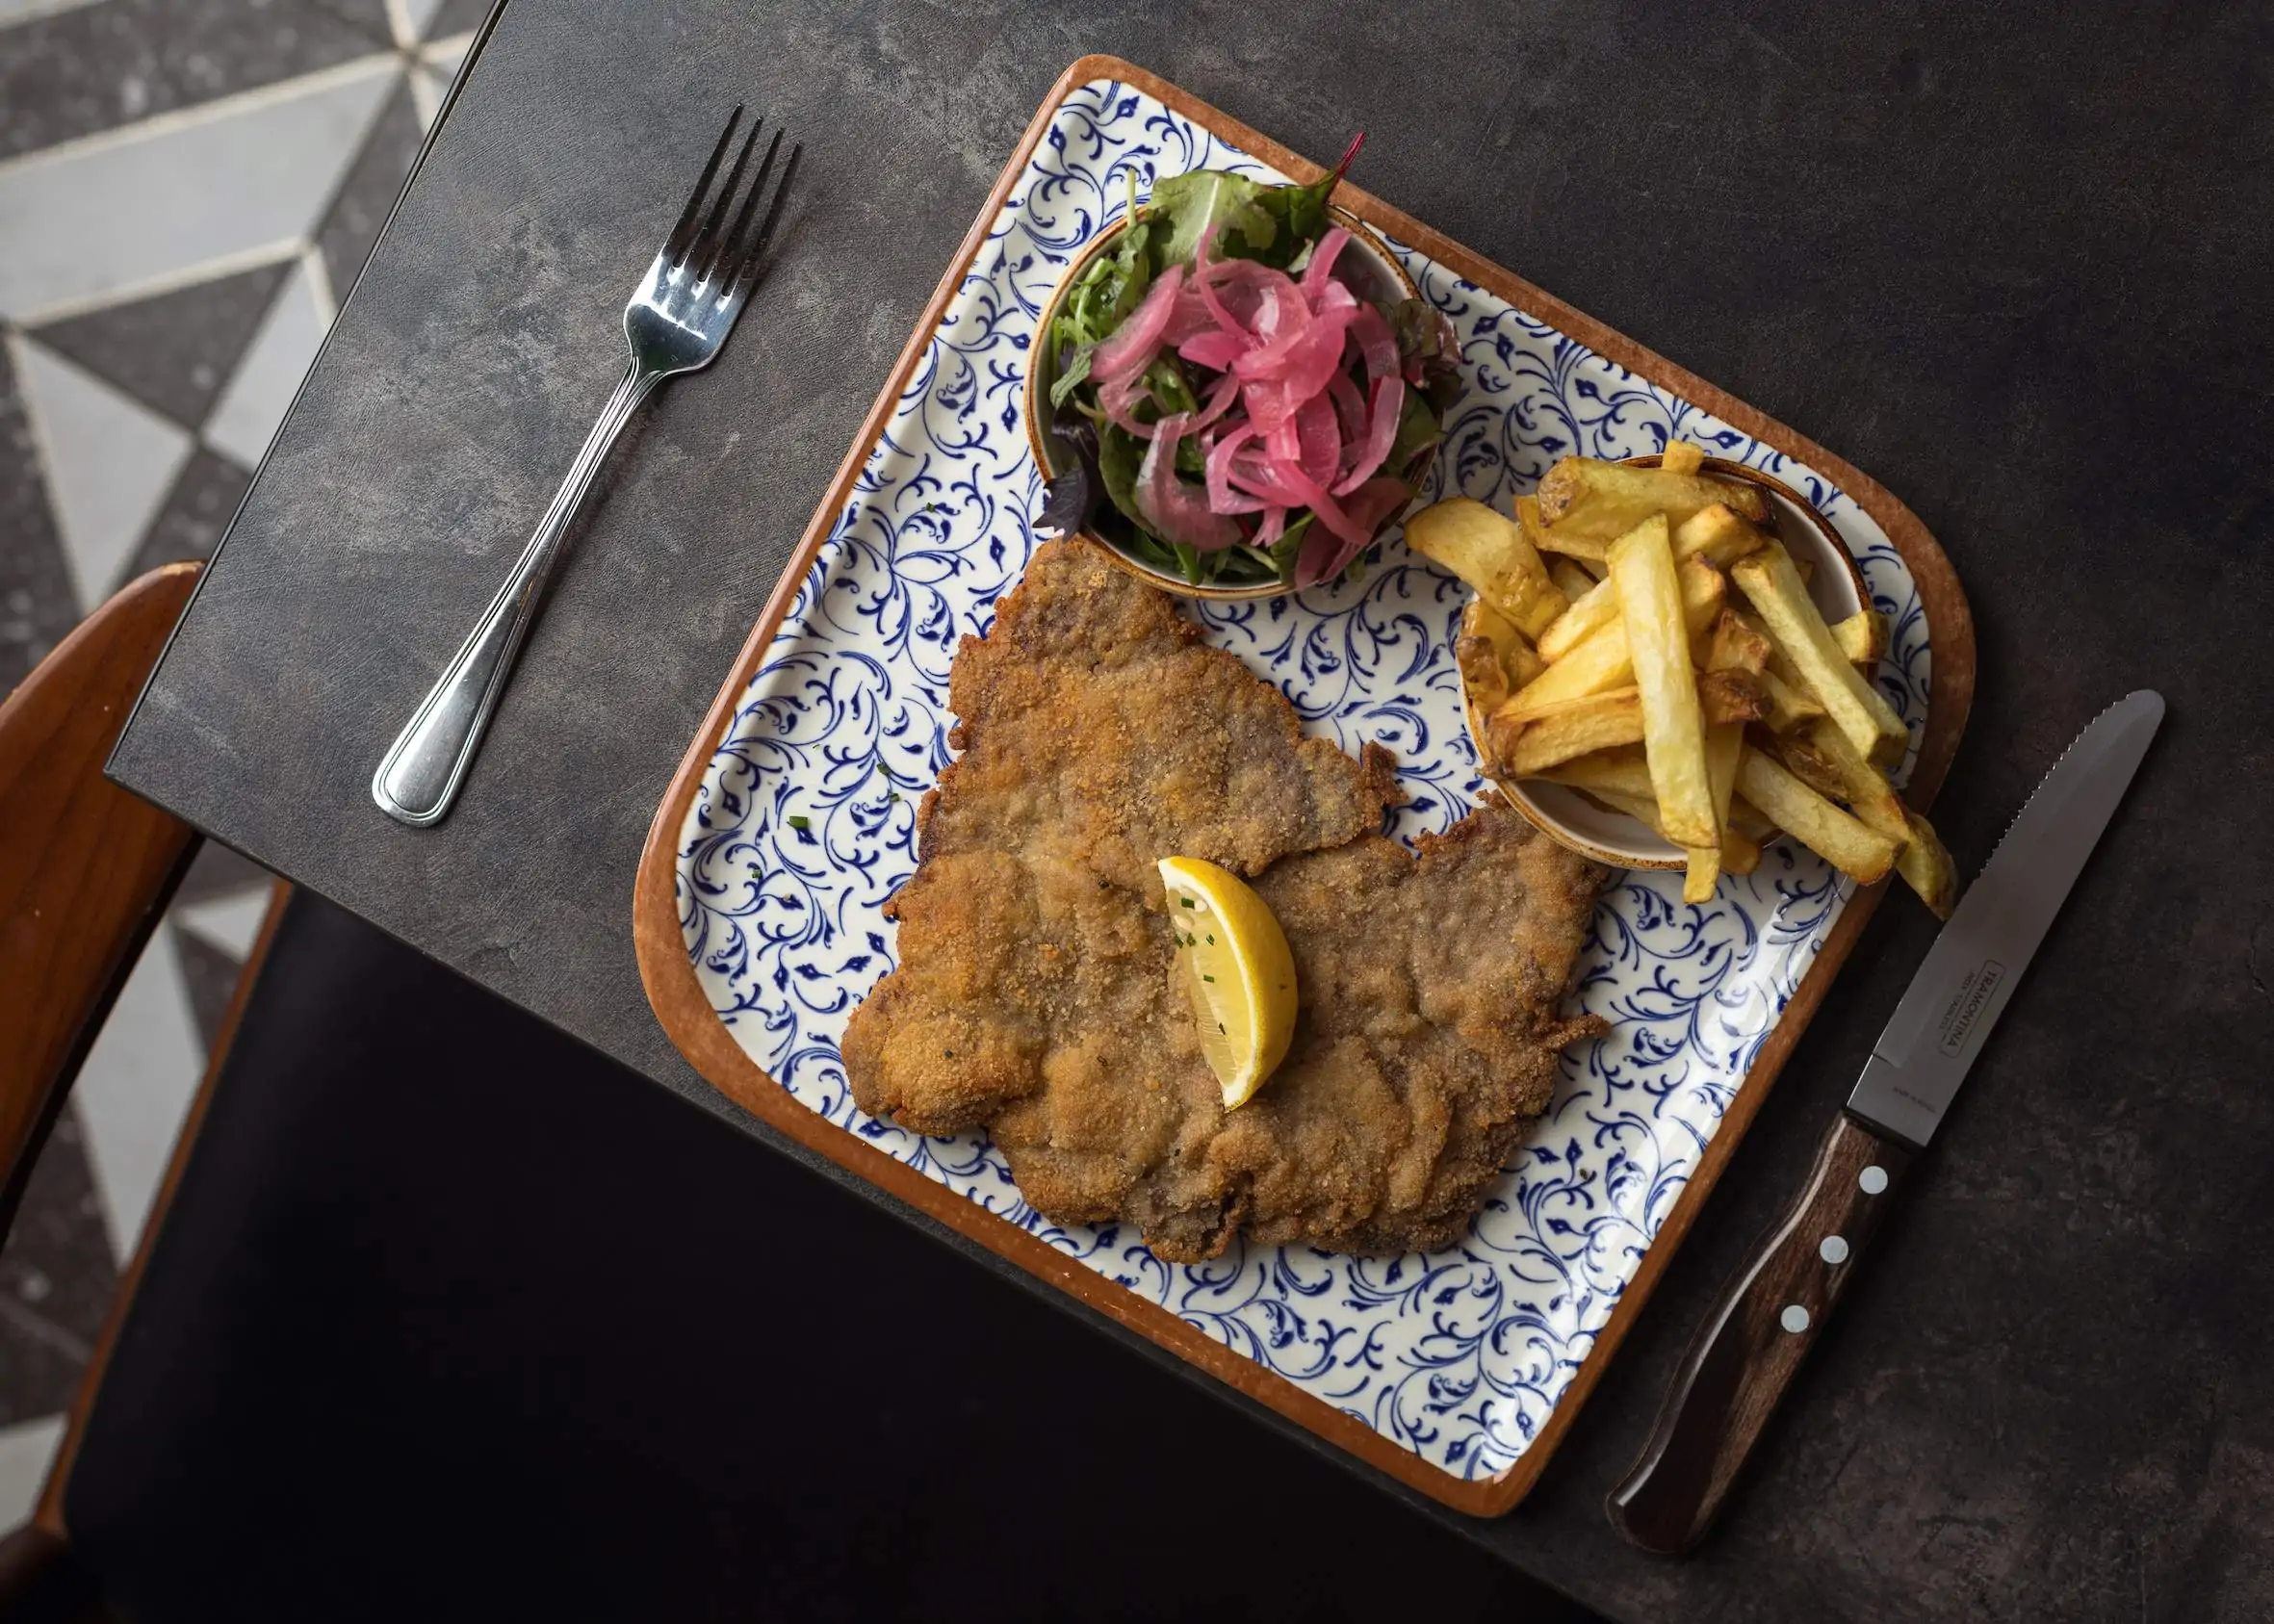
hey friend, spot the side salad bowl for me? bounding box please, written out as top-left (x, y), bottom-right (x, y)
top-left (1024, 180), bottom-right (1447, 603)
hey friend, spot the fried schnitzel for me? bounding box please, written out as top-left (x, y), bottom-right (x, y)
top-left (840, 540), bottom-right (1608, 1260)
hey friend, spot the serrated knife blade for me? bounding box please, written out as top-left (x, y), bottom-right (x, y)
top-left (1847, 688), bottom-right (2164, 1148)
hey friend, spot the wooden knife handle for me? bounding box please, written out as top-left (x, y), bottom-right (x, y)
top-left (1607, 1111), bottom-right (1914, 1554)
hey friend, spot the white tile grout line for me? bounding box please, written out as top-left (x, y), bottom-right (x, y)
top-left (1, 328), bottom-right (77, 604)
top-left (301, 244), bottom-right (339, 328)
top-left (0, 53), bottom-right (402, 181)
top-left (0, 0), bottom-right (105, 31)
top-left (382, 0), bottom-right (421, 52)
top-left (422, 30), bottom-right (479, 68)
top-left (9, 239), bottom-right (309, 330)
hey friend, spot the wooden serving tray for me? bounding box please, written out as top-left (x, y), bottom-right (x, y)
top-left (633, 54), bottom-right (1973, 1516)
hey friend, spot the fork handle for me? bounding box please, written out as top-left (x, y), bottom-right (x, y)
top-left (373, 360), bottom-right (658, 826)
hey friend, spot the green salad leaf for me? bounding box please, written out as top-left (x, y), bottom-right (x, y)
top-left (1387, 389), bottom-right (1443, 478)
top-left (1148, 169), bottom-right (1277, 268)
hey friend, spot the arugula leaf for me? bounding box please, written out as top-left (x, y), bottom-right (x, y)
top-left (1268, 512), bottom-right (1316, 581)
top-left (1048, 341), bottom-right (1095, 408)
top-left (1095, 424), bottom-right (1150, 534)
top-left (1148, 169), bottom-right (1278, 268)
top-left (1140, 353), bottom-right (1200, 419)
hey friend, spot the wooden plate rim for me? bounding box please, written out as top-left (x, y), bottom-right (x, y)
top-left (631, 52), bottom-right (1977, 1519)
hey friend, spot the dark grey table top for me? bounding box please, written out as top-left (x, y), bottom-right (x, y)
top-left (111, 1), bottom-right (2274, 1618)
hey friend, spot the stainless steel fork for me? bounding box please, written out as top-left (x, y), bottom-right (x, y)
top-left (373, 108), bottom-right (801, 827)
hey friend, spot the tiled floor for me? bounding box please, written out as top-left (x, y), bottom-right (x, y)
top-left (0, 0), bottom-right (480, 1528)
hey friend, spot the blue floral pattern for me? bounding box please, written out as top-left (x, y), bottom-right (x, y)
top-left (675, 79), bottom-right (1932, 1483)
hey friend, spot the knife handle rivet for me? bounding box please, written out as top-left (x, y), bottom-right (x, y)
top-left (1858, 1165), bottom-right (1889, 1195)
top-left (1779, 1304), bottom-right (1811, 1333)
top-left (1819, 1234), bottom-right (1849, 1264)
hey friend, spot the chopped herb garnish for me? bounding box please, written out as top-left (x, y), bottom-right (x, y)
top-left (1179, 897), bottom-right (1196, 909)
top-left (1202, 973), bottom-right (1215, 984)
top-left (1205, 934), bottom-right (1215, 944)
top-left (787, 814), bottom-right (810, 831)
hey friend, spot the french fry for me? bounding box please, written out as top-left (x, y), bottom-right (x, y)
top-left (1455, 634), bottom-right (1510, 714)
top-left (1498, 554), bottom-right (1726, 719)
top-left (1610, 516), bottom-right (1717, 849)
top-left (1671, 503), bottom-right (1771, 570)
top-left (1488, 688), bottom-right (1644, 776)
top-left (1770, 728), bottom-right (1852, 805)
top-left (1519, 491), bottom-right (1601, 563)
top-left (1538, 576), bottom-right (1618, 663)
top-left (1799, 718), bottom-right (1909, 845)
top-left (1539, 507), bottom-right (1764, 664)
top-left (1582, 786), bottom-right (1761, 877)
top-left (1727, 796), bottom-right (1776, 841)
top-left (1831, 606), bottom-right (1888, 670)
top-left (1688, 719), bottom-right (1744, 900)
top-left (1697, 669), bottom-right (1770, 725)
top-left (1736, 747), bottom-right (1899, 884)
top-left (1760, 667), bottom-right (1825, 731)
top-left (1535, 456), bottom-right (1770, 548)
top-left (1705, 608), bottom-right (1772, 676)
top-left (1660, 441), bottom-right (1707, 476)
top-left (1732, 545), bottom-right (1908, 764)
top-left (1538, 744), bottom-right (1654, 800)
top-left (1547, 556), bottom-right (1598, 604)
top-left (1895, 809), bottom-right (1961, 919)
top-left (1407, 498), bottom-right (1567, 638)
top-left (1460, 598), bottom-right (1544, 688)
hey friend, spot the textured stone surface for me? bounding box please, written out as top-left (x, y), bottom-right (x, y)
top-left (108, 1), bottom-right (2274, 1618)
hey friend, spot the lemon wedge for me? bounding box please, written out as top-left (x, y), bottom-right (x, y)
top-left (1158, 856), bottom-right (1299, 1110)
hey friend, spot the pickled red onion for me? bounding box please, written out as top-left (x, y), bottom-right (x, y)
top-left (1092, 264), bottom-right (1184, 384)
top-left (1331, 374), bottom-right (1404, 495)
top-left (1138, 412), bottom-right (1242, 549)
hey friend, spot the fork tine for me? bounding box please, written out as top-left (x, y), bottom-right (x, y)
top-left (690, 118), bottom-right (762, 281)
top-left (666, 106), bottom-right (744, 265)
top-left (724, 140), bottom-right (802, 302)
top-left (704, 128), bottom-right (783, 290)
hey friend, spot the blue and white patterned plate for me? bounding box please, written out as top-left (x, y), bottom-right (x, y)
top-left (671, 75), bottom-right (1931, 1487)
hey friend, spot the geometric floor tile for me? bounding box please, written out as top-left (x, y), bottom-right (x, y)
top-left (0, 1106), bottom-right (116, 1428)
top-left (0, 0), bottom-right (391, 166)
top-left (0, 0), bottom-right (467, 1447)
top-left (6, 331), bottom-right (192, 611)
top-left (0, 0), bottom-right (101, 29)
top-left (203, 254), bottom-right (332, 471)
top-left (0, 345), bottom-right (82, 693)
top-left (0, 55), bottom-right (401, 323)
top-left (70, 927), bottom-right (206, 1262)
top-left (175, 886), bottom-right (274, 962)
top-left (171, 925), bottom-right (248, 1054)
top-left (127, 447), bottom-right (255, 581)
top-left (28, 259), bottom-right (292, 428)
top-left (0, 1415), bottom-right (66, 1530)
top-left (316, 76), bottom-right (426, 297)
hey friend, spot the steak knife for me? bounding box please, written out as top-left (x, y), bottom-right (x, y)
top-left (1607, 689), bottom-right (2165, 1555)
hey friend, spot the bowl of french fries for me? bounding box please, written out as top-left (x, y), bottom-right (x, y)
top-left (1408, 447), bottom-right (1959, 915)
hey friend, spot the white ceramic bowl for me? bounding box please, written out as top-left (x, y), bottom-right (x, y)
top-left (1481, 457), bottom-right (1873, 870)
